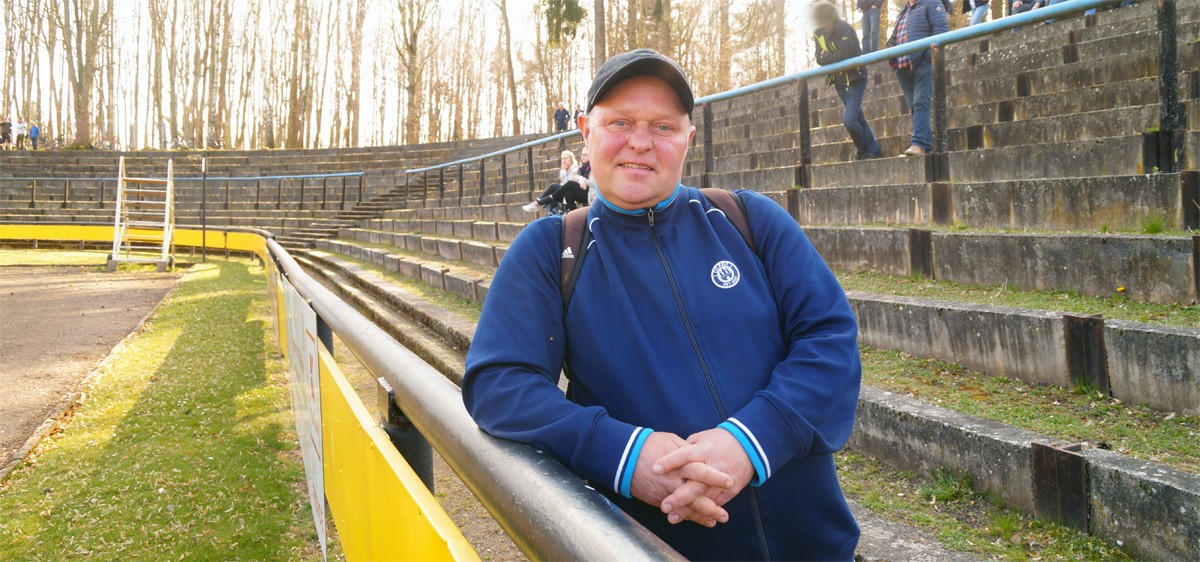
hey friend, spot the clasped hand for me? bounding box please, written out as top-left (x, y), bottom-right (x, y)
top-left (629, 428), bottom-right (755, 528)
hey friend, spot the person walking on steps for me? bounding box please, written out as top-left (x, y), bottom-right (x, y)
top-left (523, 150), bottom-right (589, 215)
top-left (888, 0), bottom-right (949, 156)
top-left (28, 122), bottom-right (40, 150)
top-left (466, 48), bottom-right (862, 560)
top-left (813, 0), bottom-right (882, 160)
top-left (963, 0), bottom-right (989, 25)
top-left (859, 0), bottom-right (884, 53)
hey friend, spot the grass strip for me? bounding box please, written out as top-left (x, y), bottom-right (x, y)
top-left (0, 259), bottom-right (331, 560)
top-left (862, 346), bottom-right (1200, 474)
top-left (838, 270), bottom-right (1200, 328)
top-left (837, 450), bottom-right (1130, 561)
top-left (0, 249), bottom-right (111, 266)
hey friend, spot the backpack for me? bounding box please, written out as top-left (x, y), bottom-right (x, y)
top-left (559, 188), bottom-right (757, 310)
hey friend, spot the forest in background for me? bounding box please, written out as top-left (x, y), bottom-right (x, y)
top-left (0, 0), bottom-right (984, 150)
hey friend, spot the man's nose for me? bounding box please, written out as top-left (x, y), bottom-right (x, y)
top-left (627, 123), bottom-right (653, 152)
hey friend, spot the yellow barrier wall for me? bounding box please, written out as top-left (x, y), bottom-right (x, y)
top-left (3, 224), bottom-right (477, 561)
top-left (319, 348), bottom-right (477, 561)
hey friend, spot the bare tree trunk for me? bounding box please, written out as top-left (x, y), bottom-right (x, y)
top-left (716, 0), bottom-right (731, 91)
top-left (498, 0), bottom-right (520, 135)
top-left (593, 0), bottom-right (606, 71)
top-left (53, 0), bottom-right (113, 145)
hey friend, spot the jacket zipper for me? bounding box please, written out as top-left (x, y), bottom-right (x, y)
top-left (646, 207), bottom-right (773, 560)
top-left (647, 207), bottom-right (727, 419)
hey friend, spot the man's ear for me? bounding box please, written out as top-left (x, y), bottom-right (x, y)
top-left (687, 125), bottom-right (697, 144)
top-left (579, 114), bottom-right (591, 141)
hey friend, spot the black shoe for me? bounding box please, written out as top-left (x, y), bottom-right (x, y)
top-left (855, 148), bottom-right (868, 160)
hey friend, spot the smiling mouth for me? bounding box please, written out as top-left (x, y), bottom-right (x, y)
top-left (619, 163), bottom-right (654, 171)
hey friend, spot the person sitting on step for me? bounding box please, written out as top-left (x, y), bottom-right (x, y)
top-left (523, 150), bottom-right (590, 215)
top-left (812, 0), bottom-right (882, 160)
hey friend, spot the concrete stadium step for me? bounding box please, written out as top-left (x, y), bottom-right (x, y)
top-left (795, 172), bottom-right (1198, 233)
top-left (301, 239), bottom-right (1200, 561)
top-left (339, 228), bottom-right (510, 269)
top-left (314, 239), bottom-right (492, 306)
top-left (802, 225), bottom-right (1197, 304)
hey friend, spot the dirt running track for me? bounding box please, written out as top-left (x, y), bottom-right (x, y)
top-left (0, 266), bottom-right (180, 465)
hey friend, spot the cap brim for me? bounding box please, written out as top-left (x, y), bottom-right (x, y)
top-left (588, 57), bottom-right (694, 115)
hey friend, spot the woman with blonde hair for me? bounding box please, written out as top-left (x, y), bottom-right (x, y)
top-left (523, 149), bottom-right (590, 214)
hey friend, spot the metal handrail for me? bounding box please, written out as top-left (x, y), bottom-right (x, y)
top-left (0, 171), bottom-right (365, 182)
top-left (405, 0), bottom-right (1122, 175)
top-left (267, 238), bottom-right (685, 561)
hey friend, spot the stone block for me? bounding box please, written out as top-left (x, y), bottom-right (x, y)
top-left (443, 272), bottom-right (476, 302)
top-left (1084, 448), bottom-right (1200, 562)
top-left (436, 238), bottom-right (463, 262)
top-left (497, 222), bottom-right (526, 243)
top-left (435, 221), bottom-right (455, 236)
top-left (850, 387), bottom-right (1037, 513)
top-left (451, 220), bottom-right (474, 239)
top-left (481, 205), bottom-right (510, 222)
top-left (495, 246), bottom-right (508, 264)
top-left (1105, 320), bottom-right (1200, 415)
top-left (397, 259), bottom-right (422, 281)
top-left (419, 237), bottom-right (440, 257)
top-left (461, 241), bottom-right (497, 267)
top-left (797, 184), bottom-right (931, 226)
top-left (932, 232), bottom-right (1196, 305)
top-left (950, 175), bottom-right (1184, 231)
top-left (420, 264), bottom-right (446, 291)
top-left (473, 222), bottom-right (499, 242)
top-left (849, 293), bottom-right (1069, 387)
top-left (803, 227), bottom-right (912, 276)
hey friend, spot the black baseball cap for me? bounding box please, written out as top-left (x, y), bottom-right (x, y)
top-left (586, 49), bottom-right (695, 115)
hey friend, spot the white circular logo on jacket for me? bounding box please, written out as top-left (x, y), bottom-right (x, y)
top-left (711, 260), bottom-right (741, 289)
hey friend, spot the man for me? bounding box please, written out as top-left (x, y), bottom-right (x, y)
top-left (554, 102), bottom-right (570, 132)
top-left (13, 118), bottom-right (26, 150)
top-left (464, 49), bottom-right (862, 560)
top-left (28, 122), bottom-right (40, 150)
top-left (1009, 0), bottom-right (1043, 14)
top-left (888, 0), bottom-right (949, 156)
top-left (858, 0), bottom-right (884, 53)
top-left (573, 104), bottom-right (585, 129)
top-left (813, 0), bottom-right (882, 160)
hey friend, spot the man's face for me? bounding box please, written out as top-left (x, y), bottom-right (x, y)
top-left (580, 75), bottom-right (695, 211)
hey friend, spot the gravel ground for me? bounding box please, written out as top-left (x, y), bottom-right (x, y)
top-left (0, 265), bottom-right (179, 465)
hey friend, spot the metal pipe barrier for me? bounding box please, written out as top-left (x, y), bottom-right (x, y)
top-left (404, 0), bottom-right (1129, 192)
top-left (266, 238), bottom-right (685, 561)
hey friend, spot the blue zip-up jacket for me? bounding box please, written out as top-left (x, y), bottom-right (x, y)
top-left (463, 186), bottom-right (862, 560)
top-left (888, 0), bottom-right (950, 66)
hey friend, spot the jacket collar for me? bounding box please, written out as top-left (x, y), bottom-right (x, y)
top-left (592, 183), bottom-right (687, 229)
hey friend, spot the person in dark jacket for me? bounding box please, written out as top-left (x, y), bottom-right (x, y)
top-left (813, 0), bottom-right (881, 160)
top-left (464, 49), bottom-right (862, 560)
top-left (858, 0), bottom-right (884, 53)
top-left (554, 102), bottom-right (570, 132)
top-left (963, 0), bottom-right (989, 25)
top-left (888, 0), bottom-right (949, 156)
top-left (1009, 0), bottom-right (1043, 15)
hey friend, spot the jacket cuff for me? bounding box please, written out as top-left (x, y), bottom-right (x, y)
top-left (718, 420), bottom-right (770, 487)
top-left (572, 416), bottom-right (648, 496)
top-left (615, 428), bottom-right (653, 498)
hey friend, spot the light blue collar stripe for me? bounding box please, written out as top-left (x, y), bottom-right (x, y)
top-left (595, 183), bottom-right (683, 216)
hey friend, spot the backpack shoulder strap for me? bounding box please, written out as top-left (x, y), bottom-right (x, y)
top-left (559, 207), bottom-right (591, 310)
top-left (700, 187), bottom-right (757, 255)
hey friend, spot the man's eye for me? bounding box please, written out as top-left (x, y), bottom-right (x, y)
top-left (611, 120), bottom-right (629, 127)
top-left (655, 124), bottom-right (674, 133)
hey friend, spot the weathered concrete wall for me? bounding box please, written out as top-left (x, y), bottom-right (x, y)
top-left (1105, 320), bottom-right (1200, 415)
top-left (849, 294), bottom-right (1069, 387)
top-left (1085, 449), bottom-right (1200, 562)
top-left (850, 387), bottom-right (1038, 512)
top-left (950, 175), bottom-right (1187, 231)
top-left (933, 232), bottom-right (1196, 304)
top-left (796, 184), bottom-right (932, 226)
top-left (804, 227), bottom-right (913, 276)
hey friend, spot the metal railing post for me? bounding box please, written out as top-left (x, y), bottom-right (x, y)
top-left (423, 170), bottom-right (430, 204)
top-left (378, 377), bottom-right (435, 492)
top-left (276, 179), bottom-right (283, 210)
top-left (701, 103), bottom-right (714, 189)
top-left (299, 177), bottom-right (306, 211)
top-left (527, 146), bottom-right (535, 196)
top-left (458, 163), bottom-right (465, 202)
top-left (99, 179), bottom-right (105, 208)
top-left (224, 179), bottom-right (231, 210)
top-left (438, 167), bottom-right (446, 200)
top-left (255, 179), bottom-right (262, 210)
top-left (340, 176), bottom-right (348, 210)
top-left (30, 180), bottom-right (36, 208)
top-left (321, 177), bottom-right (329, 210)
top-left (62, 180), bottom-right (70, 209)
top-left (797, 78), bottom-right (812, 189)
top-left (1154, 0), bottom-right (1184, 173)
top-left (500, 153), bottom-right (508, 196)
top-left (478, 159), bottom-right (486, 206)
top-left (357, 174), bottom-right (364, 203)
top-left (932, 44), bottom-right (949, 155)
